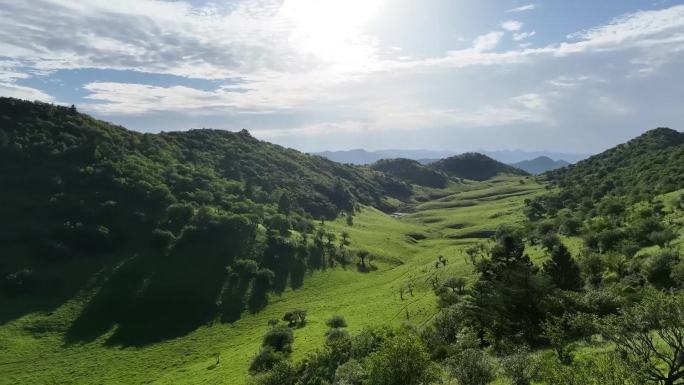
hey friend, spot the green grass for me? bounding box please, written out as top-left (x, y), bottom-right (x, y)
top-left (0, 177), bottom-right (552, 385)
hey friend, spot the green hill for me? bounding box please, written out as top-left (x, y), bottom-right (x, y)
top-left (0, 97), bottom-right (412, 341)
top-left (370, 158), bottom-right (449, 188)
top-left (429, 152), bottom-right (529, 181)
top-left (543, 127), bottom-right (684, 205)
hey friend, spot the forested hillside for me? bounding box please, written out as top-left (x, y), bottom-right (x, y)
top-left (0, 98), bottom-right (411, 342)
top-left (544, 127), bottom-right (684, 204)
top-left (1, 98), bottom-right (683, 385)
top-left (371, 158), bottom-right (449, 188)
top-left (430, 152), bottom-right (529, 181)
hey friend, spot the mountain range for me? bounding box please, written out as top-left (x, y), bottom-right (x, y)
top-left (314, 148), bottom-right (589, 166)
top-left (512, 156), bottom-right (571, 174)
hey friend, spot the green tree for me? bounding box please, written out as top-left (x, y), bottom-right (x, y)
top-left (470, 227), bottom-right (548, 344)
top-left (326, 315), bottom-right (348, 329)
top-left (334, 359), bottom-right (365, 385)
top-left (357, 250), bottom-right (369, 267)
top-left (542, 243), bottom-right (583, 291)
top-left (283, 309), bottom-right (307, 327)
top-left (600, 290), bottom-right (684, 385)
top-left (500, 345), bottom-right (538, 385)
top-left (262, 326), bottom-right (294, 353)
top-left (447, 348), bottom-right (495, 385)
top-left (443, 276), bottom-right (467, 294)
top-left (278, 192), bottom-right (292, 215)
top-left (365, 331), bottom-right (436, 385)
top-left (249, 346), bottom-right (287, 374)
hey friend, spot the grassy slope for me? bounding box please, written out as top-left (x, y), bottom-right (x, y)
top-left (0, 177), bottom-right (549, 385)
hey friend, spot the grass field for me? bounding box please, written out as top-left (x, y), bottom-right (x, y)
top-left (0, 176), bottom-right (557, 385)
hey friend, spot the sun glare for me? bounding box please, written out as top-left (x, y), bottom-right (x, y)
top-left (280, 0), bottom-right (383, 67)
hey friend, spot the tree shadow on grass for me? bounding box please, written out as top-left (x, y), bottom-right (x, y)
top-left (65, 222), bottom-right (251, 347)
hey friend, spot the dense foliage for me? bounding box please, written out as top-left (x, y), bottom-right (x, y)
top-left (0, 98), bottom-right (407, 341)
top-left (371, 158), bottom-right (449, 188)
top-left (536, 127), bottom-right (684, 212)
top-left (430, 152), bottom-right (528, 181)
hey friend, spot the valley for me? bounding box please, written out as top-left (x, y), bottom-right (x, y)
top-left (0, 177), bottom-right (545, 385)
top-left (1, 99), bottom-right (683, 385)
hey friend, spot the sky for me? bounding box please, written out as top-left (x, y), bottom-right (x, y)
top-left (1, 0), bottom-right (684, 153)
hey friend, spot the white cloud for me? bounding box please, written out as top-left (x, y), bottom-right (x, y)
top-left (472, 32), bottom-right (505, 52)
top-left (558, 5), bottom-right (684, 54)
top-left (506, 4), bottom-right (537, 13)
top-left (513, 31), bottom-right (536, 41)
top-left (1, 0), bottom-right (683, 148)
top-left (0, 83), bottom-right (54, 101)
top-left (546, 74), bottom-right (606, 88)
top-left (253, 93), bottom-right (552, 139)
top-left (501, 20), bottom-right (523, 31)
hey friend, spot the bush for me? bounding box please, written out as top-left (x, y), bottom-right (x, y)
top-left (447, 348), bottom-right (495, 385)
top-left (326, 328), bottom-right (350, 344)
top-left (646, 249), bottom-right (681, 289)
top-left (249, 346), bottom-right (287, 374)
top-left (150, 228), bottom-right (175, 250)
top-left (283, 309), bottom-right (307, 327)
top-left (326, 315), bottom-right (348, 329)
top-left (500, 345), bottom-right (538, 385)
top-left (334, 359), bottom-right (365, 385)
top-left (262, 326), bottom-right (294, 353)
top-left (365, 331), bottom-right (437, 385)
top-left (251, 360), bottom-right (296, 385)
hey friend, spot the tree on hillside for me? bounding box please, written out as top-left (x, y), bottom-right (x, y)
top-left (357, 250), bottom-right (370, 267)
top-left (470, 227), bottom-right (548, 345)
top-left (447, 328), bottom-right (495, 385)
top-left (443, 276), bottom-right (467, 294)
top-left (340, 232), bottom-right (350, 249)
top-left (278, 192), bottom-right (292, 215)
top-left (542, 243), bottom-right (583, 291)
top-left (326, 315), bottom-right (348, 329)
top-left (500, 345), bottom-right (538, 385)
top-left (262, 326), bottom-right (294, 353)
top-left (365, 331), bottom-right (437, 385)
top-left (283, 309), bottom-right (307, 328)
top-left (600, 290), bottom-right (684, 385)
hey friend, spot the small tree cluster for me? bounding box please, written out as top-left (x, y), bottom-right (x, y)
top-left (283, 309), bottom-right (307, 328)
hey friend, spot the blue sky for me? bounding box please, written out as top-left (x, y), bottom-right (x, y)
top-left (1, 0), bottom-right (684, 153)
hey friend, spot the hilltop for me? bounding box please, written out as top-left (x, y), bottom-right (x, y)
top-left (429, 152), bottom-right (529, 181)
top-left (543, 127), bottom-right (684, 204)
top-left (512, 156), bottom-right (570, 174)
top-left (370, 158), bottom-right (449, 188)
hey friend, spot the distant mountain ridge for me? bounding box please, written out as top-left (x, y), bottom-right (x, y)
top-left (512, 156), bottom-right (570, 174)
top-left (314, 148), bottom-right (589, 165)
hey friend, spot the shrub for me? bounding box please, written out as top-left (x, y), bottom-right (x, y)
top-left (326, 328), bottom-right (351, 344)
top-left (283, 309), bottom-right (307, 327)
top-left (365, 331), bottom-right (437, 385)
top-left (326, 315), bottom-right (348, 329)
top-left (249, 346), bottom-right (287, 374)
top-left (499, 345), bottom-right (538, 385)
top-left (334, 359), bottom-right (365, 385)
top-left (262, 326), bottom-right (294, 353)
top-left (447, 348), bottom-right (495, 385)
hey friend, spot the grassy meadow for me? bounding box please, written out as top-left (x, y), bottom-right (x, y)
top-left (0, 177), bottom-right (545, 385)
